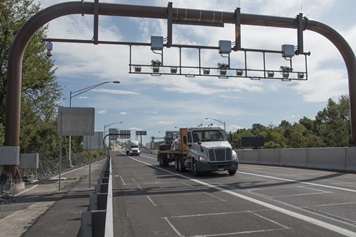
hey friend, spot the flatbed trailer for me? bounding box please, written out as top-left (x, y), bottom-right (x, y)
top-left (157, 128), bottom-right (187, 167)
top-left (157, 149), bottom-right (185, 167)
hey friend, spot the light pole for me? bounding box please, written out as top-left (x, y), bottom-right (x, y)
top-left (104, 121), bottom-right (123, 148)
top-left (205, 117), bottom-right (226, 131)
top-left (68, 80), bottom-right (120, 167)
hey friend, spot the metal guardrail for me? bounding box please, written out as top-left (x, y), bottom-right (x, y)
top-left (80, 153), bottom-right (113, 237)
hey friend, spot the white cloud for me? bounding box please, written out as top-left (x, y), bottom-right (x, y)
top-left (295, 69), bottom-right (348, 103)
top-left (92, 88), bottom-right (140, 95)
top-left (158, 120), bottom-right (174, 125)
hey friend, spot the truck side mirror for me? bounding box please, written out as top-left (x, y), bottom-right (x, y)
top-left (183, 136), bottom-right (187, 144)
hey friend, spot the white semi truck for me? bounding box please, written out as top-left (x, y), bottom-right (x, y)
top-left (125, 140), bottom-right (141, 156)
top-left (157, 127), bottom-right (238, 176)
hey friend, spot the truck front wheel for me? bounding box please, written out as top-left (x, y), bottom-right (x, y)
top-left (192, 160), bottom-right (199, 177)
top-left (180, 158), bottom-right (186, 172)
top-left (228, 170), bottom-right (237, 176)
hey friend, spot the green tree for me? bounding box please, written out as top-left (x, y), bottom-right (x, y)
top-left (262, 124), bottom-right (286, 148)
top-left (0, 0), bottom-right (62, 179)
top-left (0, 124), bottom-right (4, 145)
top-left (232, 96), bottom-right (350, 149)
top-left (299, 116), bottom-right (316, 132)
top-left (285, 123), bottom-right (308, 148)
top-left (315, 96), bottom-right (350, 147)
top-left (279, 120), bottom-right (291, 128)
top-left (251, 123), bottom-right (266, 136)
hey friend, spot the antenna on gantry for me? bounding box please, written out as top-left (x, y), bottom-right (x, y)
top-left (300, 1), bottom-right (303, 13)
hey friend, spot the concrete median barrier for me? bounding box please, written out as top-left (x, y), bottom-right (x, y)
top-left (80, 154), bottom-right (113, 237)
top-left (306, 147), bottom-right (346, 171)
top-left (259, 149), bottom-right (280, 165)
top-left (279, 148), bottom-right (307, 168)
top-left (236, 147), bottom-right (356, 173)
top-left (345, 147), bottom-right (356, 172)
top-left (237, 149), bottom-right (259, 164)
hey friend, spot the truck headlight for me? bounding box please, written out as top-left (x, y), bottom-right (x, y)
top-left (232, 150), bottom-right (238, 161)
top-left (198, 155), bottom-right (207, 161)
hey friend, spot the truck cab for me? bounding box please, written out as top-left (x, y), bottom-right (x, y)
top-left (125, 140), bottom-right (141, 156)
top-left (184, 127), bottom-right (238, 176)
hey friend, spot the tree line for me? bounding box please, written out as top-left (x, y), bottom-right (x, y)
top-left (232, 95), bottom-right (351, 149)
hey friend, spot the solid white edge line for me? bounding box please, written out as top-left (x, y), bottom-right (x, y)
top-left (238, 171), bottom-right (356, 193)
top-left (128, 155), bottom-right (356, 237)
top-left (14, 184), bottom-right (39, 196)
top-left (51, 158), bottom-right (105, 179)
top-left (104, 155), bottom-right (114, 237)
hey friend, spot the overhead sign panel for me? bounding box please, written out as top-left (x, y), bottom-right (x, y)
top-left (136, 130), bottom-right (147, 135)
top-left (120, 130), bottom-right (131, 139)
top-left (57, 107), bottom-right (95, 136)
top-left (109, 128), bottom-right (119, 140)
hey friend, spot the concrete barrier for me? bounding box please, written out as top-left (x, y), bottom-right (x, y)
top-left (89, 193), bottom-right (108, 210)
top-left (306, 147), bottom-right (346, 171)
top-left (345, 147), bottom-right (356, 172)
top-left (279, 148), bottom-right (307, 168)
top-left (104, 156), bottom-right (113, 237)
top-left (239, 149), bottom-right (259, 164)
top-left (235, 147), bottom-right (356, 173)
top-left (259, 149), bottom-right (280, 165)
top-left (95, 183), bottom-right (108, 193)
top-left (80, 155), bottom-right (113, 237)
top-left (92, 210), bottom-right (106, 237)
top-left (80, 211), bottom-right (92, 237)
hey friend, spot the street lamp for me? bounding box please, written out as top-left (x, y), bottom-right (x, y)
top-left (69, 81), bottom-right (120, 107)
top-left (68, 81), bottom-right (120, 167)
top-left (205, 117), bottom-right (226, 131)
top-left (104, 121), bottom-right (123, 148)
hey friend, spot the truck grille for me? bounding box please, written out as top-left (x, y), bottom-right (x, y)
top-left (208, 148), bottom-right (232, 162)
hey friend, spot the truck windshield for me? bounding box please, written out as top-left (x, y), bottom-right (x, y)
top-left (131, 145), bottom-right (138, 148)
top-left (192, 130), bottom-right (226, 142)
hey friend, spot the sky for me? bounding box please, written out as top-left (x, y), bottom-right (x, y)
top-left (32, 0), bottom-right (356, 145)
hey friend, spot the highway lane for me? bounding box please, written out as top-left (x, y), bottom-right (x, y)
top-left (111, 149), bottom-right (356, 237)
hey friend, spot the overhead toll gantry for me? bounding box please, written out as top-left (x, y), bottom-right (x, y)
top-left (3, 1), bottom-right (356, 180)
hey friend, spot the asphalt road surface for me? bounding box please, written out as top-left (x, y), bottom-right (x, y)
top-left (111, 149), bottom-right (356, 237)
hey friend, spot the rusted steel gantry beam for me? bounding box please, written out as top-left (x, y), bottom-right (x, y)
top-left (5, 2), bottom-right (356, 177)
